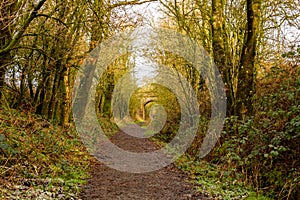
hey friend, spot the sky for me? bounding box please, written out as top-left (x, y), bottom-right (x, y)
top-left (127, 1), bottom-right (163, 87)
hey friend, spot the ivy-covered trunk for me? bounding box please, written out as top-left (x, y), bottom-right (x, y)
top-left (0, 56), bottom-right (8, 100)
top-left (0, 1), bottom-right (15, 100)
top-left (211, 0), bottom-right (235, 116)
top-left (236, 0), bottom-right (261, 118)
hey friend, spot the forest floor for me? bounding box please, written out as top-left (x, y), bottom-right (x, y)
top-left (79, 129), bottom-right (208, 200)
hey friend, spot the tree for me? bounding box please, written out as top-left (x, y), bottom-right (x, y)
top-left (0, 0), bottom-right (47, 99)
top-left (1, 0), bottom-right (154, 125)
top-left (235, 0), bottom-right (261, 118)
top-left (211, 0), bottom-right (235, 115)
top-left (159, 0), bottom-right (246, 116)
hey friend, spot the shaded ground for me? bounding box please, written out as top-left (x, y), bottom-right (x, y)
top-left (80, 128), bottom-right (206, 200)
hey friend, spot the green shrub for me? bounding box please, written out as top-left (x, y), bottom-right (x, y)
top-left (212, 64), bottom-right (300, 199)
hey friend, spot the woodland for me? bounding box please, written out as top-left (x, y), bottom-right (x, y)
top-left (0, 0), bottom-right (299, 199)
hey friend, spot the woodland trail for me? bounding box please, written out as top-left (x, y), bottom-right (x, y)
top-left (79, 128), bottom-right (207, 200)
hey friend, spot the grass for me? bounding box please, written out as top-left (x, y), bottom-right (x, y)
top-left (0, 105), bottom-right (91, 199)
top-left (175, 155), bottom-right (272, 200)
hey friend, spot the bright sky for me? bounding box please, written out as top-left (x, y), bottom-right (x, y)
top-left (128, 1), bottom-right (163, 87)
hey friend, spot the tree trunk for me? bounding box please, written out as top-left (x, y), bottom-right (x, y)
top-left (0, 0), bottom-right (46, 100)
top-left (0, 0), bottom-right (16, 100)
top-left (0, 58), bottom-right (7, 100)
top-left (61, 64), bottom-right (71, 125)
top-left (211, 0), bottom-right (235, 116)
top-left (236, 0), bottom-right (261, 118)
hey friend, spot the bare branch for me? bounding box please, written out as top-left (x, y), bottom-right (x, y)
top-left (0, 0), bottom-right (47, 56)
top-left (109, 0), bottom-right (158, 10)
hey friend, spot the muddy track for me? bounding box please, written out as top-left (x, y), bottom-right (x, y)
top-left (80, 129), bottom-right (206, 200)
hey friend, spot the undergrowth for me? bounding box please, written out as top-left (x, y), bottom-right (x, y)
top-left (176, 155), bottom-right (253, 199)
top-left (169, 63), bottom-right (299, 199)
top-left (211, 64), bottom-right (300, 199)
top-left (0, 106), bottom-right (90, 199)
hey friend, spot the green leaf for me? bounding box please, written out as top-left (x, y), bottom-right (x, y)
top-left (264, 153), bottom-right (269, 158)
top-left (270, 150), bottom-right (279, 157)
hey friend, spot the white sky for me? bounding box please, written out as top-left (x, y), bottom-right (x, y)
top-left (127, 1), bottom-right (163, 87)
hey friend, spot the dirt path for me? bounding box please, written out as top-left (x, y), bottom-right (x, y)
top-left (80, 128), bottom-right (206, 200)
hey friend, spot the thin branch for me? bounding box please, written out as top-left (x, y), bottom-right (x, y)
top-left (36, 14), bottom-right (68, 28)
top-left (10, 45), bottom-right (55, 61)
top-left (0, 0), bottom-right (47, 56)
top-left (109, 0), bottom-right (158, 10)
